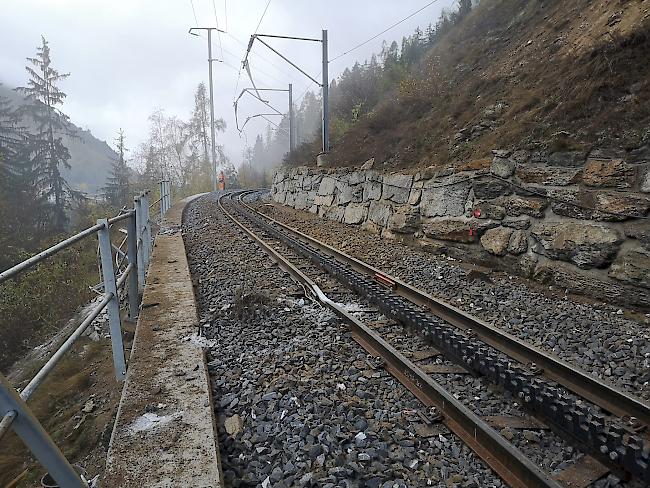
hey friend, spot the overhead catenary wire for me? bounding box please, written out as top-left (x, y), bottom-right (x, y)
top-left (190, 0), bottom-right (200, 26)
top-left (329, 0), bottom-right (443, 63)
top-left (212, 0), bottom-right (224, 60)
top-left (233, 0), bottom-right (272, 102)
top-left (254, 0), bottom-right (272, 35)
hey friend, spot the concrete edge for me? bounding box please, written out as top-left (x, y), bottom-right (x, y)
top-left (104, 192), bottom-right (223, 487)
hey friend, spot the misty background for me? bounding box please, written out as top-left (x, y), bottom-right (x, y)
top-left (0, 0), bottom-right (454, 192)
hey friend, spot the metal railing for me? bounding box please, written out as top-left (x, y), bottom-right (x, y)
top-left (0, 180), bottom-right (172, 487)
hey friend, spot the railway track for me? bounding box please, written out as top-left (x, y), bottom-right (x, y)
top-left (217, 190), bottom-right (650, 488)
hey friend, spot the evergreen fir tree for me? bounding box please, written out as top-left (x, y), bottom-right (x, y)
top-left (16, 36), bottom-right (78, 232)
top-left (103, 129), bottom-right (131, 208)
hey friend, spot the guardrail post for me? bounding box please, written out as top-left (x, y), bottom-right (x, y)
top-left (134, 196), bottom-right (145, 292)
top-left (141, 192), bottom-right (152, 271)
top-left (0, 375), bottom-right (87, 487)
top-left (127, 211), bottom-right (139, 320)
top-left (97, 219), bottom-right (127, 382)
top-left (159, 181), bottom-right (165, 219)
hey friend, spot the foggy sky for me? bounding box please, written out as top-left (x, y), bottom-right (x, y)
top-left (0, 0), bottom-right (454, 167)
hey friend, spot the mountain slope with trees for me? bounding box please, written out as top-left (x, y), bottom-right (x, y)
top-left (0, 83), bottom-right (116, 195)
top-left (283, 0), bottom-right (650, 170)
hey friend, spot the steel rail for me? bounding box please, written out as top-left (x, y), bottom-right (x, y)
top-left (243, 196), bottom-right (650, 427)
top-left (235, 191), bottom-right (650, 482)
top-left (0, 292), bottom-right (112, 440)
top-left (218, 191), bottom-right (563, 488)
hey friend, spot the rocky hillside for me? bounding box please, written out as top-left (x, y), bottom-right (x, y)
top-left (319, 0), bottom-right (650, 171)
top-left (0, 84), bottom-right (117, 195)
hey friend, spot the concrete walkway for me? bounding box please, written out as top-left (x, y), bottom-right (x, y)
top-left (104, 194), bottom-right (223, 487)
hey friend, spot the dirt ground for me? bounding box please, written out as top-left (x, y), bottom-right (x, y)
top-left (0, 325), bottom-right (131, 487)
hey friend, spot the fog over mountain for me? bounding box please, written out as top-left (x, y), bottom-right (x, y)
top-left (0, 84), bottom-right (117, 195)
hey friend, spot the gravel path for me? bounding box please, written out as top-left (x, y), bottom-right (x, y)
top-left (182, 194), bottom-right (503, 488)
top-left (253, 199), bottom-right (650, 402)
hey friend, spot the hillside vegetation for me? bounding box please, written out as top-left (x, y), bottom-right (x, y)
top-left (0, 84), bottom-right (116, 194)
top-left (298, 0), bottom-right (650, 170)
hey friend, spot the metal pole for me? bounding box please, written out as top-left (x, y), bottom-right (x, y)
top-left (322, 29), bottom-right (329, 153)
top-left (165, 181), bottom-right (169, 213)
top-left (0, 375), bottom-right (87, 488)
top-left (134, 196), bottom-right (145, 292)
top-left (127, 212), bottom-right (139, 320)
top-left (208, 30), bottom-right (218, 193)
top-left (159, 181), bottom-right (165, 218)
top-left (141, 193), bottom-right (152, 272)
top-left (289, 83), bottom-right (295, 152)
top-left (97, 220), bottom-right (127, 381)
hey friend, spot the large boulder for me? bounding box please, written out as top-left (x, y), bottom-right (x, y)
top-left (421, 178), bottom-right (472, 218)
top-left (324, 205), bottom-right (345, 223)
top-left (582, 158), bottom-right (633, 188)
top-left (294, 192), bottom-right (309, 210)
top-left (494, 195), bottom-right (548, 218)
top-left (367, 201), bottom-right (393, 227)
top-left (363, 175), bottom-right (383, 201)
top-left (473, 176), bottom-right (512, 199)
top-left (480, 227), bottom-right (513, 256)
top-left (624, 221), bottom-right (650, 250)
top-left (515, 164), bottom-right (580, 186)
top-left (388, 207), bottom-right (420, 234)
top-left (337, 183), bottom-right (363, 205)
top-left (530, 222), bottom-right (623, 269)
top-left (593, 192), bottom-right (650, 221)
top-left (473, 202), bottom-right (505, 220)
top-left (641, 170), bottom-right (650, 193)
top-left (508, 230), bottom-right (528, 255)
top-left (422, 218), bottom-right (498, 243)
top-left (490, 150), bottom-right (516, 177)
top-left (343, 204), bottom-right (368, 225)
top-left (314, 194), bottom-right (334, 207)
top-left (382, 174), bottom-right (413, 204)
top-left (534, 261), bottom-right (650, 308)
top-left (547, 188), bottom-right (595, 220)
top-left (502, 216), bottom-right (531, 230)
top-left (317, 176), bottom-right (336, 196)
top-left (609, 248), bottom-right (650, 288)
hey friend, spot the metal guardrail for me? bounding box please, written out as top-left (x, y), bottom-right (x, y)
top-left (0, 180), bottom-right (172, 487)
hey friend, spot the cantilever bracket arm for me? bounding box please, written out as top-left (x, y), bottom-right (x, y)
top-left (240, 113), bottom-right (282, 132)
top-left (244, 34), bottom-right (322, 87)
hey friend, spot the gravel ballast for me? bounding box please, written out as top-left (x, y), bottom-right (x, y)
top-left (183, 194), bottom-right (503, 488)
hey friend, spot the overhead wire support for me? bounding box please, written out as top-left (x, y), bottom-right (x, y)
top-left (242, 30), bottom-right (329, 153)
top-left (188, 26), bottom-right (227, 192)
top-left (234, 86), bottom-right (295, 150)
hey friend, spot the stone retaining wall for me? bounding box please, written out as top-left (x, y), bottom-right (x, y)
top-left (271, 153), bottom-right (650, 308)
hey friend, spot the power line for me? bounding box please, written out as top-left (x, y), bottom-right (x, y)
top-left (227, 32), bottom-right (303, 84)
top-left (329, 0), bottom-right (443, 63)
top-left (223, 0), bottom-right (228, 31)
top-left (212, 0), bottom-right (224, 60)
top-left (190, 0), bottom-right (199, 25)
top-left (254, 0), bottom-right (272, 35)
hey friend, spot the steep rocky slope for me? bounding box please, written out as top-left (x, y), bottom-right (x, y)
top-left (325, 0), bottom-right (650, 170)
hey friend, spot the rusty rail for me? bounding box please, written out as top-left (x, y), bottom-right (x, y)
top-left (219, 191), bottom-right (563, 488)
